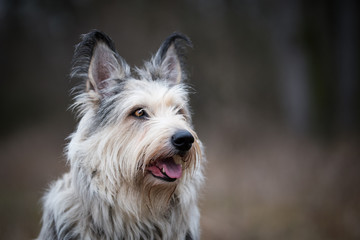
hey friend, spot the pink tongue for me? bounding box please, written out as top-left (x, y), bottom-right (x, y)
top-left (157, 158), bottom-right (182, 179)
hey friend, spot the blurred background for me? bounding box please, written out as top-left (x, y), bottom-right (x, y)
top-left (0, 0), bottom-right (359, 239)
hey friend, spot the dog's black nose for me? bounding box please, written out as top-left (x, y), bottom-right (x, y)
top-left (171, 130), bottom-right (194, 152)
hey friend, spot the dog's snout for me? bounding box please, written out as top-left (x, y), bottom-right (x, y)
top-left (171, 130), bottom-right (194, 152)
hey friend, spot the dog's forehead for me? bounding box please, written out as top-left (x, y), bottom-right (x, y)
top-left (124, 79), bottom-right (187, 108)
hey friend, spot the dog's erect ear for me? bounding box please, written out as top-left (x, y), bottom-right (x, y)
top-left (153, 33), bottom-right (192, 84)
top-left (71, 30), bottom-right (129, 95)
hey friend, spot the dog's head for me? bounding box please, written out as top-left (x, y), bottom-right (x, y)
top-left (67, 31), bottom-right (203, 208)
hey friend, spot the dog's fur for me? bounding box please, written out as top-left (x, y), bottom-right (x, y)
top-left (37, 30), bottom-right (205, 240)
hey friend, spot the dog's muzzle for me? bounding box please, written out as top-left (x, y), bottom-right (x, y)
top-left (145, 130), bottom-right (194, 182)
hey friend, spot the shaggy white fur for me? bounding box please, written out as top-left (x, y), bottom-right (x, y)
top-left (38, 30), bottom-right (205, 240)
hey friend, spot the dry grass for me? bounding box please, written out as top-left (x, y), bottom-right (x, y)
top-left (200, 126), bottom-right (360, 240)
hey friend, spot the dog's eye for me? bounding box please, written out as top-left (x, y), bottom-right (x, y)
top-left (176, 108), bottom-right (185, 115)
top-left (132, 108), bottom-right (147, 118)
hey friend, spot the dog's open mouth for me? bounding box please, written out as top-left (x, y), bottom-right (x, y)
top-left (146, 157), bottom-right (182, 182)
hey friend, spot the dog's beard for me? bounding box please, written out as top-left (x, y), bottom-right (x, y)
top-left (129, 141), bottom-right (200, 216)
top-left (73, 114), bottom-right (202, 217)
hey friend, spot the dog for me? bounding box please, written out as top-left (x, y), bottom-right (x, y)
top-left (37, 30), bottom-right (205, 240)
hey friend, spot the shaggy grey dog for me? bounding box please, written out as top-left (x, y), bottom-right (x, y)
top-left (37, 30), bottom-right (205, 240)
